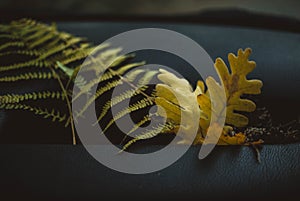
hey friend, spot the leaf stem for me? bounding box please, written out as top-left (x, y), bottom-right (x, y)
top-left (51, 65), bottom-right (76, 145)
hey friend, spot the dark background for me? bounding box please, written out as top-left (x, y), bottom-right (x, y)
top-left (1, 0), bottom-right (300, 32)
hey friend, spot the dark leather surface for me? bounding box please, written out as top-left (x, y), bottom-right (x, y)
top-left (1, 144), bottom-right (300, 200)
top-left (1, 22), bottom-right (300, 200)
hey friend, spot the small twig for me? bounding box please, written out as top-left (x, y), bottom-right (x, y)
top-left (252, 144), bottom-right (261, 163)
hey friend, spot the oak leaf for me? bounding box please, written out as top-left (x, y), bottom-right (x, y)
top-left (156, 48), bottom-right (263, 145)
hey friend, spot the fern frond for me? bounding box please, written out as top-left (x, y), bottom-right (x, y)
top-left (0, 34), bottom-right (19, 40)
top-left (76, 79), bottom-right (122, 117)
top-left (0, 103), bottom-right (67, 122)
top-left (96, 69), bottom-right (157, 122)
top-left (56, 48), bottom-right (93, 66)
top-left (121, 122), bottom-right (175, 152)
top-left (80, 53), bottom-right (135, 75)
top-left (0, 19), bottom-right (165, 148)
top-left (0, 49), bottom-right (40, 57)
top-left (72, 61), bottom-right (145, 101)
top-left (0, 71), bottom-right (54, 82)
top-left (37, 37), bottom-right (63, 54)
top-left (119, 114), bottom-right (155, 145)
top-left (127, 113), bottom-right (153, 135)
top-left (137, 70), bottom-right (158, 85)
top-left (96, 86), bottom-right (149, 123)
top-left (114, 62), bottom-right (147, 78)
top-left (110, 54), bottom-right (135, 67)
top-left (103, 97), bottom-right (154, 132)
top-left (28, 30), bottom-right (57, 49)
top-left (0, 41), bottom-right (24, 52)
top-left (125, 69), bottom-right (147, 81)
top-left (0, 22), bottom-right (88, 73)
top-left (73, 75), bottom-right (89, 92)
top-left (0, 59), bottom-right (46, 72)
top-left (38, 37), bottom-right (83, 61)
top-left (0, 91), bottom-right (65, 104)
top-left (72, 71), bottom-right (114, 100)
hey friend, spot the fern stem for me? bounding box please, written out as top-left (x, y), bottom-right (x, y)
top-left (50, 67), bottom-right (76, 145)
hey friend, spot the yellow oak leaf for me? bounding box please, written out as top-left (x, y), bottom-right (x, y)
top-left (156, 48), bottom-right (263, 146)
top-left (195, 48), bottom-right (263, 145)
top-left (155, 69), bottom-right (200, 144)
top-left (215, 48), bottom-right (263, 127)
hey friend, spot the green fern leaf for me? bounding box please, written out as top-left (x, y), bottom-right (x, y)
top-left (0, 103), bottom-right (67, 123)
top-left (0, 91), bottom-right (65, 104)
top-left (121, 122), bottom-right (176, 151)
top-left (0, 19), bottom-right (169, 148)
top-left (103, 97), bottom-right (154, 132)
top-left (0, 71), bottom-right (54, 82)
